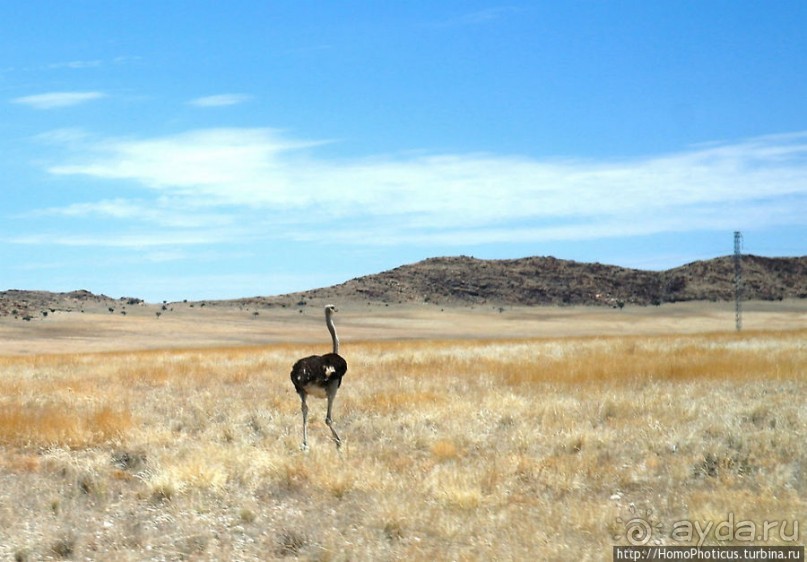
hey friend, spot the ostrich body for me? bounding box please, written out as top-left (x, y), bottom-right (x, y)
top-left (290, 304), bottom-right (347, 449)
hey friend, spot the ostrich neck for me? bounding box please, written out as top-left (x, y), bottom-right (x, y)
top-left (326, 311), bottom-right (339, 354)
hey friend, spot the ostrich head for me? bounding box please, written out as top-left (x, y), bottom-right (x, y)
top-left (325, 304), bottom-right (339, 354)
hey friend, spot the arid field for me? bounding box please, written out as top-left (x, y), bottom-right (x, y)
top-left (0, 301), bottom-right (805, 560)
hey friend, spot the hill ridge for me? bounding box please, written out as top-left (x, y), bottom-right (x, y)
top-left (2, 255), bottom-right (805, 317)
top-left (270, 254), bottom-right (807, 307)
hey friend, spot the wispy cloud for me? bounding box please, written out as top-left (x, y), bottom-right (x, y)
top-left (32, 128), bottom-right (807, 249)
top-left (457, 6), bottom-right (521, 25)
top-left (189, 94), bottom-right (252, 107)
top-left (12, 91), bottom-right (107, 109)
top-left (27, 198), bottom-right (234, 229)
top-left (11, 227), bottom-right (247, 249)
top-left (428, 6), bottom-right (522, 28)
top-left (44, 56), bottom-right (141, 70)
top-left (48, 60), bottom-right (103, 69)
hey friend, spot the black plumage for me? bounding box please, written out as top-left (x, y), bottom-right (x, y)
top-left (290, 353), bottom-right (347, 398)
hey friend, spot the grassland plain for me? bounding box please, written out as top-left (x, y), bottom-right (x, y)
top-left (0, 311), bottom-right (805, 559)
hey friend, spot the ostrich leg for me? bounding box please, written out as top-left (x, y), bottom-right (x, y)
top-left (325, 389), bottom-right (341, 448)
top-left (300, 396), bottom-right (309, 450)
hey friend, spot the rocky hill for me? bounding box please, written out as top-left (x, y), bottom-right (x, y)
top-left (270, 254), bottom-right (807, 307)
top-left (0, 290), bottom-right (142, 320)
top-left (2, 255), bottom-right (805, 317)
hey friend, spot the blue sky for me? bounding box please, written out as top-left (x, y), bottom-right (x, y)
top-left (2, 2), bottom-right (806, 302)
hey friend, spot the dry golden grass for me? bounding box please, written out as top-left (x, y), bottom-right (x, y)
top-left (0, 326), bottom-right (805, 560)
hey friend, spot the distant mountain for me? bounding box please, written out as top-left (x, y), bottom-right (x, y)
top-left (2, 255), bottom-right (805, 317)
top-left (270, 255), bottom-right (807, 307)
top-left (0, 290), bottom-right (142, 320)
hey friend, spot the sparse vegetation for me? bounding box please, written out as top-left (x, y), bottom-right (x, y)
top-left (0, 326), bottom-right (804, 560)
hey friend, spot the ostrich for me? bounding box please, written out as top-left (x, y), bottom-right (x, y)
top-left (290, 304), bottom-right (347, 450)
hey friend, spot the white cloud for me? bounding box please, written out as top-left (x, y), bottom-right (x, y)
top-left (34, 128), bottom-right (93, 145)
top-left (28, 198), bottom-right (234, 229)
top-left (428, 6), bottom-right (522, 28)
top-left (48, 128), bottom-right (329, 206)
top-left (12, 91), bottom-right (107, 109)
top-left (457, 7), bottom-right (521, 25)
top-left (189, 94), bottom-right (251, 107)
top-left (10, 228), bottom-right (242, 249)
top-left (48, 60), bottom-right (103, 69)
top-left (36, 128), bottom-right (807, 248)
